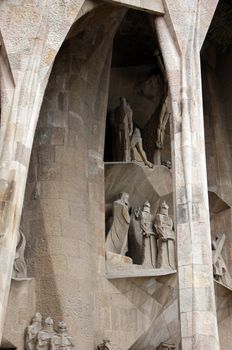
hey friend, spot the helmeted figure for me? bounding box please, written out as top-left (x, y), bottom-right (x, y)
top-left (140, 201), bottom-right (157, 268)
top-left (106, 192), bottom-right (130, 255)
top-left (155, 202), bottom-right (175, 269)
top-left (36, 317), bottom-right (55, 350)
top-left (25, 312), bottom-right (42, 350)
top-left (53, 321), bottom-right (73, 350)
top-left (114, 97), bottom-right (133, 161)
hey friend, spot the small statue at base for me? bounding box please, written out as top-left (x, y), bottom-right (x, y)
top-left (36, 317), bottom-right (55, 350)
top-left (97, 339), bottom-right (111, 350)
top-left (130, 127), bottom-right (153, 168)
top-left (53, 321), bottom-right (74, 349)
top-left (25, 313), bottom-right (42, 350)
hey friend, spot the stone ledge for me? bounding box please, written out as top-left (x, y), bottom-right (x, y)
top-left (106, 267), bottom-right (176, 279)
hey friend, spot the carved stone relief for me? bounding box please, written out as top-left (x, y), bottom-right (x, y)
top-left (113, 97), bottom-right (133, 162)
top-left (155, 202), bottom-right (175, 269)
top-left (106, 192), bottom-right (130, 255)
top-left (110, 98), bottom-right (153, 168)
top-left (212, 234), bottom-right (232, 289)
top-left (12, 228), bottom-right (27, 279)
top-left (25, 313), bottom-right (73, 350)
top-left (97, 339), bottom-right (111, 350)
top-left (130, 127), bottom-right (153, 168)
top-left (106, 197), bottom-right (176, 271)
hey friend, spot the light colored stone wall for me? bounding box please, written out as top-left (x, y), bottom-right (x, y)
top-left (202, 50), bottom-right (232, 350)
top-left (18, 7), bottom-right (179, 350)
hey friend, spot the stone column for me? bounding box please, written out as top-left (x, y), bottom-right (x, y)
top-left (154, 1), bottom-right (220, 348)
top-left (0, 0), bottom-right (87, 342)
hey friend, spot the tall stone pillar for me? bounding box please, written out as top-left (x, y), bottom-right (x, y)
top-left (154, 1), bottom-right (220, 349)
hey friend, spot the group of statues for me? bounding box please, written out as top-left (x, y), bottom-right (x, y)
top-left (25, 313), bottom-right (73, 350)
top-left (112, 97), bottom-right (153, 168)
top-left (106, 192), bottom-right (176, 270)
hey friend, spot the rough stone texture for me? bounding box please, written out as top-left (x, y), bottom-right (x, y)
top-left (202, 49), bottom-right (232, 350)
top-left (3, 279), bottom-right (36, 349)
top-left (0, 1), bottom-right (226, 350)
top-left (154, 1), bottom-right (220, 348)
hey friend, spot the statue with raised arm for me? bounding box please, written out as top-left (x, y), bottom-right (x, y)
top-left (155, 202), bottom-right (175, 269)
top-left (114, 97), bottom-right (133, 161)
top-left (130, 128), bottom-right (153, 168)
top-left (106, 192), bottom-right (130, 255)
top-left (25, 312), bottom-right (42, 350)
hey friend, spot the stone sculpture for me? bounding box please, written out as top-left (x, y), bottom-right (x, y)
top-left (130, 127), bottom-right (153, 168)
top-left (25, 315), bottom-right (73, 350)
top-left (25, 313), bottom-right (43, 350)
top-left (106, 192), bottom-right (130, 255)
top-left (36, 317), bottom-right (55, 350)
top-left (53, 321), bottom-right (73, 349)
top-left (140, 201), bottom-right (157, 268)
top-left (97, 339), bottom-right (111, 350)
top-left (212, 234), bottom-right (232, 288)
top-left (155, 202), bottom-right (175, 269)
top-left (114, 97), bottom-right (133, 161)
top-left (157, 342), bottom-right (176, 350)
top-left (156, 98), bottom-right (170, 151)
top-left (12, 228), bottom-right (27, 279)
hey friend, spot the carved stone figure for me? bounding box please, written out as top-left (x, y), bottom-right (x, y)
top-left (140, 201), bottom-right (157, 268)
top-left (155, 202), bottom-right (175, 269)
top-left (25, 313), bottom-right (42, 350)
top-left (130, 127), bottom-right (153, 168)
top-left (157, 342), bottom-right (176, 350)
top-left (12, 228), bottom-right (27, 279)
top-left (114, 97), bottom-right (133, 161)
top-left (36, 317), bottom-right (55, 350)
top-left (127, 207), bottom-right (144, 265)
top-left (97, 339), bottom-right (111, 350)
top-left (53, 321), bottom-right (73, 349)
top-left (212, 234), bottom-right (232, 288)
top-left (106, 192), bottom-right (130, 255)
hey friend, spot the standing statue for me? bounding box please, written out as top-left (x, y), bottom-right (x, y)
top-left (106, 192), bottom-right (130, 255)
top-left (12, 228), bottom-right (27, 279)
top-left (25, 313), bottom-right (42, 350)
top-left (114, 97), bottom-right (133, 161)
top-left (155, 202), bottom-right (175, 269)
top-left (130, 128), bottom-right (153, 168)
top-left (212, 234), bottom-right (232, 288)
top-left (97, 339), bottom-right (111, 350)
top-left (53, 321), bottom-right (74, 349)
top-left (140, 201), bottom-right (157, 268)
top-left (36, 317), bottom-right (55, 350)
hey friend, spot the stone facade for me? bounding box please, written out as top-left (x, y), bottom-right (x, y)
top-left (1, 0), bottom-right (232, 349)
